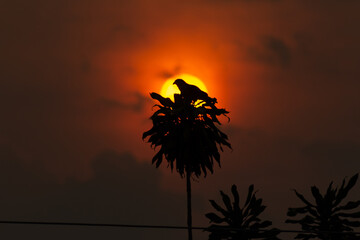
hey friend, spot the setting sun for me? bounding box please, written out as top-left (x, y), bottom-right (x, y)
top-left (160, 74), bottom-right (208, 100)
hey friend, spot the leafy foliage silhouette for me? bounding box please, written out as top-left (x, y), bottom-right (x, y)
top-left (286, 173), bottom-right (360, 240)
top-left (205, 184), bottom-right (280, 240)
top-left (142, 85), bottom-right (231, 178)
top-left (143, 79), bottom-right (231, 240)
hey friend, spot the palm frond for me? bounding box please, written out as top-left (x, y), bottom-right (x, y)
top-left (286, 174), bottom-right (360, 240)
top-left (205, 184), bottom-right (280, 240)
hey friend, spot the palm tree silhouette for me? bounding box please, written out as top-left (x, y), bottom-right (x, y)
top-left (286, 173), bottom-right (360, 240)
top-left (205, 184), bottom-right (280, 240)
top-left (143, 80), bottom-right (231, 240)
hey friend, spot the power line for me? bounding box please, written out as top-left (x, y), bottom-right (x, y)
top-left (0, 220), bottom-right (360, 235)
top-left (0, 221), bottom-right (191, 230)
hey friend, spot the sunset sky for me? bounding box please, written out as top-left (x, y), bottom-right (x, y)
top-left (1, 0), bottom-right (360, 239)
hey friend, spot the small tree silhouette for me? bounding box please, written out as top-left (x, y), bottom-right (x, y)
top-left (143, 80), bottom-right (231, 240)
top-left (286, 173), bottom-right (360, 240)
top-left (205, 184), bottom-right (280, 240)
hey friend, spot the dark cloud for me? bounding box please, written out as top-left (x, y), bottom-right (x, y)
top-left (158, 65), bottom-right (182, 79)
top-left (0, 146), bottom-right (207, 239)
top-left (301, 141), bottom-right (360, 179)
top-left (263, 37), bottom-right (291, 66)
top-left (0, 0), bottom-right (154, 177)
top-left (302, 141), bottom-right (360, 160)
top-left (247, 36), bottom-right (291, 67)
top-left (100, 92), bottom-right (151, 112)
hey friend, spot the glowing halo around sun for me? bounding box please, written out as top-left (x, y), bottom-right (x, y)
top-left (160, 73), bottom-right (208, 100)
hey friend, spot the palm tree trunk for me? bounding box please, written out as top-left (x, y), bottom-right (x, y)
top-left (186, 170), bottom-right (193, 240)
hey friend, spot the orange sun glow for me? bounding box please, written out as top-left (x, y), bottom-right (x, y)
top-left (160, 73), bottom-right (208, 100)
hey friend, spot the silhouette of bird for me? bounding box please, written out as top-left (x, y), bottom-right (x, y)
top-left (173, 79), bottom-right (217, 104)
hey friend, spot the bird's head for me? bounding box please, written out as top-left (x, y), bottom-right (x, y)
top-left (173, 79), bottom-right (186, 87)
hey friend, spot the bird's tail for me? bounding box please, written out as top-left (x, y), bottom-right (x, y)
top-left (209, 97), bottom-right (217, 104)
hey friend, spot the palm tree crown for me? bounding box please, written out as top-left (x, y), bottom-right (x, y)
top-left (143, 90), bottom-right (231, 177)
top-left (286, 173), bottom-right (360, 240)
top-left (205, 184), bottom-right (280, 240)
